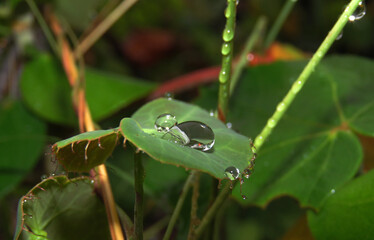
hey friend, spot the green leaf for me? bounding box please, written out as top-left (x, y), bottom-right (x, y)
top-left (20, 54), bottom-right (156, 125)
top-left (14, 176), bottom-right (111, 240)
top-left (307, 170), bottom-right (374, 240)
top-left (196, 56), bottom-right (373, 208)
top-left (52, 129), bottom-right (119, 172)
top-left (0, 100), bottom-right (46, 199)
top-left (120, 98), bottom-right (254, 179)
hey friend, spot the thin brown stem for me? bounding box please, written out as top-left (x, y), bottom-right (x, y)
top-left (187, 172), bottom-right (201, 239)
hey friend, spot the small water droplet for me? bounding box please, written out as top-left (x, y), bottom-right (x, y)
top-left (41, 174), bottom-right (48, 180)
top-left (50, 173), bottom-right (56, 177)
top-left (155, 113), bottom-right (178, 132)
top-left (276, 102), bottom-right (285, 112)
top-left (226, 122), bottom-right (232, 129)
top-left (224, 166), bottom-right (240, 180)
top-left (224, 6), bottom-right (231, 18)
top-left (223, 28), bottom-right (234, 42)
top-left (236, 0), bottom-right (240, 6)
top-left (164, 92), bottom-right (174, 100)
top-left (90, 179), bottom-right (95, 184)
top-left (291, 80), bottom-right (302, 93)
top-left (243, 168), bottom-right (252, 179)
top-left (209, 110), bottom-right (215, 117)
top-left (23, 199), bottom-right (27, 203)
top-left (221, 43), bottom-right (230, 55)
top-left (162, 121), bottom-right (215, 151)
top-left (241, 195), bottom-right (247, 200)
top-left (349, 1), bottom-right (366, 22)
top-left (330, 189), bottom-right (336, 194)
top-left (267, 119), bottom-right (276, 128)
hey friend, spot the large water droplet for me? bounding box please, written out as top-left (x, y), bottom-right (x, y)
top-left (224, 166), bottom-right (240, 180)
top-left (221, 43), bottom-right (230, 55)
top-left (349, 1), bottom-right (366, 22)
top-left (155, 113), bottom-right (178, 132)
top-left (223, 28), bottom-right (234, 42)
top-left (162, 121), bottom-right (215, 151)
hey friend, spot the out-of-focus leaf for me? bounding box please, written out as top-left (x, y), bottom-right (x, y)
top-left (14, 176), bottom-right (111, 240)
top-left (307, 170), bottom-right (374, 240)
top-left (120, 98), bottom-right (254, 179)
top-left (0, 100), bottom-right (46, 199)
top-left (52, 128), bottom-right (119, 172)
top-left (20, 54), bottom-right (156, 125)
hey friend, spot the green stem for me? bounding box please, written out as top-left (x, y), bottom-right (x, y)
top-left (230, 16), bottom-right (267, 95)
top-left (134, 151), bottom-right (144, 240)
top-left (263, 0), bottom-right (298, 50)
top-left (25, 0), bottom-right (59, 55)
top-left (254, 0), bottom-right (363, 151)
top-left (195, 182), bottom-right (231, 239)
top-left (217, 0), bottom-right (237, 122)
top-left (162, 171), bottom-right (197, 240)
top-left (187, 172), bottom-right (201, 239)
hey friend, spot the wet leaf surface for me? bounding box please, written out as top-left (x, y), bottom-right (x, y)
top-left (0, 100), bottom-right (46, 199)
top-left (307, 170), bottom-right (374, 240)
top-left (120, 98), bottom-right (254, 179)
top-left (14, 176), bottom-right (110, 240)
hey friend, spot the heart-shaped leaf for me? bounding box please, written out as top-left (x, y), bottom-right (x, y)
top-left (14, 176), bottom-right (111, 240)
top-left (52, 129), bottom-right (119, 172)
top-left (120, 98), bottom-right (254, 179)
top-left (307, 170), bottom-right (374, 240)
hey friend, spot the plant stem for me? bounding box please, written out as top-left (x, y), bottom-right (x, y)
top-left (217, 0), bottom-right (237, 122)
top-left (254, 0), bottom-right (363, 151)
top-left (134, 151), bottom-right (144, 240)
top-left (263, 0), bottom-right (298, 50)
top-left (74, 0), bottom-right (138, 57)
top-left (195, 182), bottom-right (231, 239)
top-left (230, 16), bottom-right (267, 95)
top-left (187, 172), bottom-right (201, 239)
top-left (162, 171), bottom-right (197, 240)
top-left (25, 0), bottom-right (59, 56)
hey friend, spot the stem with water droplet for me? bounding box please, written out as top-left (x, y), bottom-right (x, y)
top-left (162, 171), bottom-right (197, 240)
top-left (254, 0), bottom-right (364, 151)
top-left (263, 0), bottom-right (298, 50)
top-left (218, 0), bottom-right (237, 122)
top-left (134, 151), bottom-right (144, 240)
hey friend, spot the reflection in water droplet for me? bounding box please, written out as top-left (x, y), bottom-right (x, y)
top-left (221, 43), bottom-right (230, 55)
top-left (224, 166), bottom-right (240, 180)
top-left (162, 121), bottom-right (215, 151)
top-left (349, 1), bottom-right (366, 22)
top-left (155, 113), bottom-right (178, 132)
top-left (41, 174), bottom-right (48, 180)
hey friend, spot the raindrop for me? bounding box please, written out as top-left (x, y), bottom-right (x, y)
top-left (330, 189), bottom-right (336, 194)
top-left (90, 179), bottom-right (95, 184)
top-left (291, 80), bottom-right (302, 93)
top-left (276, 102), bottom-right (285, 112)
top-left (242, 195), bottom-right (247, 200)
top-left (226, 122), bottom-right (232, 129)
top-left (23, 199), bottom-right (27, 203)
top-left (164, 92), bottom-right (174, 100)
top-left (162, 121), bottom-right (215, 151)
top-left (243, 168), bottom-right (252, 179)
top-left (155, 113), bottom-right (178, 132)
top-left (223, 28), bottom-right (234, 42)
top-left (348, 1), bottom-right (366, 22)
top-left (40, 174), bottom-right (48, 180)
top-left (49, 173), bottom-right (56, 177)
top-left (224, 166), bottom-right (240, 180)
top-left (221, 43), bottom-right (230, 55)
top-left (209, 110), bottom-right (215, 117)
top-left (267, 119), bottom-right (276, 128)
top-left (219, 69), bottom-right (228, 83)
top-left (224, 6), bottom-right (231, 18)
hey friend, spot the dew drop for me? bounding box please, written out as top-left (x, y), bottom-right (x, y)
top-left (349, 1), bottom-right (366, 22)
top-left (243, 168), bottom-right (252, 179)
top-left (223, 28), bottom-right (234, 42)
top-left (209, 110), bottom-right (215, 117)
top-left (90, 179), bottom-right (95, 184)
top-left (241, 195), bottom-right (247, 200)
top-left (219, 69), bottom-right (228, 83)
top-left (23, 199), bottom-right (27, 203)
top-left (226, 122), bottom-right (232, 129)
top-left (41, 174), bottom-right (48, 180)
top-left (162, 121), bottom-right (215, 151)
top-left (221, 43), bottom-right (230, 55)
top-left (224, 6), bottom-right (231, 18)
top-left (224, 166), bottom-right (240, 180)
top-left (330, 189), bottom-right (336, 194)
top-left (276, 102), bottom-right (285, 112)
top-left (155, 113), bottom-right (178, 132)
top-left (291, 80), bottom-right (302, 93)
top-left (164, 92), bottom-right (174, 100)
top-left (236, 0), bottom-right (240, 6)
top-left (336, 31), bottom-right (343, 41)
top-left (50, 173), bottom-right (56, 177)
top-left (267, 119), bottom-right (276, 128)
